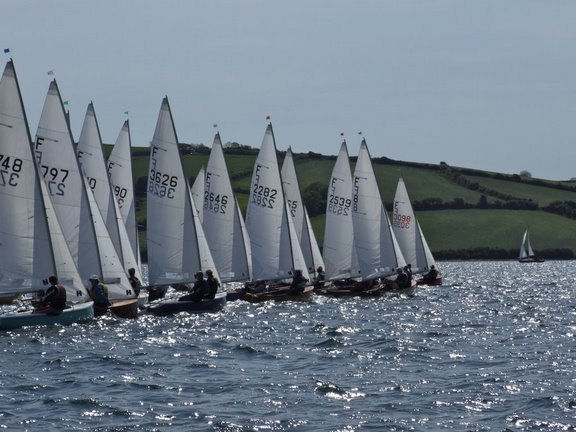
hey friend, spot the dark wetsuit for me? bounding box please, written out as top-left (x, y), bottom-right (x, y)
top-left (40, 284), bottom-right (67, 314)
top-left (396, 272), bottom-right (410, 288)
top-left (289, 273), bottom-right (308, 295)
top-left (129, 275), bottom-right (142, 296)
top-left (314, 272), bottom-right (325, 290)
top-left (424, 268), bottom-right (438, 282)
top-left (179, 279), bottom-right (208, 303)
top-left (205, 276), bottom-right (220, 300)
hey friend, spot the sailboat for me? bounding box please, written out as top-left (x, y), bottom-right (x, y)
top-left (34, 80), bottom-right (137, 317)
top-left (238, 123), bottom-right (312, 302)
top-left (202, 133), bottom-right (252, 283)
top-left (0, 60), bottom-right (93, 330)
top-left (392, 177), bottom-right (442, 285)
top-left (145, 97), bottom-right (225, 315)
top-left (352, 139), bottom-right (410, 293)
top-left (518, 229), bottom-right (544, 263)
top-left (107, 120), bottom-right (143, 275)
top-left (281, 148), bottom-right (325, 279)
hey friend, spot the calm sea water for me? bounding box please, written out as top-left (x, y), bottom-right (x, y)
top-left (1, 261), bottom-right (576, 431)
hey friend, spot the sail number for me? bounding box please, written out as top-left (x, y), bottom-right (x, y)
top-left (0, 155), bottom-right (22, 187)
top-left (287, 199), bottom-right (298, 217)
top-left (251, 184), bottom-right (277, 208)
top-left (204, 191), bottom-right (228, 214)
top-left (327, 194), bottom-right (351, 216)
top-left (112, 185), bottom-right (128, 208)
top-left (148, 169), bottom-right (178, 199)
top-left (41, 165), bottom-right (69, 196)
top-left (393, 213), bottom-right (412, 229)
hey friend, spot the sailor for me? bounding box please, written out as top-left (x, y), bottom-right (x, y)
top-left (128, 268), bottom-right (142, 296)
top-left (423, 265), bottom-right (438, 283)
top-left (313, 266), bottom-right (326, 290)
top-left (289, 269), bottom-right (308, 294)
top-left (205, 269), bottom-right (220, 300)
top-left (395, 268), bottom-right (410, 288)
top-left (89, 275), bottom-right (111, 308)
top-left (35, 275), bottom-right (67, 314)
top-left (179, 271), bottom-right (207, 303)
top-left (403, 265), bottom-right (413, 284)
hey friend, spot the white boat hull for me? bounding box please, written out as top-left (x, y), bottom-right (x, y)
top-left (0, 301), bottom-right (94, 331)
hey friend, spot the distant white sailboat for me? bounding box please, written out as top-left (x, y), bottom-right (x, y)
top-left (77, 103), bottom-right (141, 283)
top-left (203, 133), bottom-right (252, 282)
top-left (244, 124), bottom-right (310, 297)
top-left (352, 139), bottom-right (405, 280)
top-left (146, 97), bottom-right (225, 314)
top-left (518, 229), bottom-right (544, 263)
top-left (34, 81), bottom-right (134, 303)
top-left (0, 60), bottom-right (93, 329)
top-left (322, 140), bottom-right (361, 281)
top-left (281, 148), bottom-right (325, 277)
top-left (107, 120), bottom-right (142, 272)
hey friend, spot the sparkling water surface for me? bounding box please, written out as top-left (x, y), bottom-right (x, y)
top-left (1, 261), bottom-right (576, 431)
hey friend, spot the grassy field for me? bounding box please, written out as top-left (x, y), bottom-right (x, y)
top-left (128, 147), bottom-right (576, 258)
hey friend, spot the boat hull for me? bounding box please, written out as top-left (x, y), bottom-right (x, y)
top-left (148, 292), bottom-right (226, 316)
top-left (110, 299), bottom-right (139, 319)
top-left (0, 301), bottom-right (94, 331)
top-left (416, 275), bottom-right (443, 286)
top-left (381, 279), bottom-right (418, 296)
top-left (232, 285), bottom-right (314, 303)
top-left (0, 294), bottom-right (20, 305)
top-left (518, 257), bottom-right (545, 263)
top-left (317, 281), bottom-right (383, 297)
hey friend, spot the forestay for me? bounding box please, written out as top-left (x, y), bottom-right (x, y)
top-left (281, 148), bottom-right (324, 276)
top-left (34, 80), bottom-right (101, 283)
top-left (203, 134), bottom-right (251, 282)
top-left (246, 124), bottom-right (309, 282)
top-left (352, 140), bottom-right (405, 280)
top-left (322, 141), bottom-right (360, 280)
top-left (0, 60), bottom-right (88, 301)
top-left (146, 97), bottom-right (218, 286)
top-left (107, 120), bottom-right (142, 271)
top-left (77, 104), bottom-right (140, 280)
top-left (392, 177), bottom-right (435, 272)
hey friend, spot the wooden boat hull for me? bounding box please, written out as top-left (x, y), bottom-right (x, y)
top-left (110, 299), bottom-right (139, 319)
top-left (148, 292), bottom-right (226, 316)
top-left (0, 301), bottom-right (94, 331)
top-left (416, 275), bottom-right (443, 286)
top-left (243, 285), bottom-right (314, 303)
top-left (518, 257), bottom-right (545, 263)
top-left (317, 282), bottom-right (383, 297)
top-left (93, 304), bottom-right (109, 317)
top-left (381, 279), bottom-right (418, 296)
top-left (0, 294), bottom-right (20, 305)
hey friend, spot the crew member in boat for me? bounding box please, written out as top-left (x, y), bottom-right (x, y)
top-left (89, 275), bottom-right (111, 308)
top-left (35, 275), bottom-right (67, 315)
top-left (405, 264), bottom-right (413, 280)
top-left (422, 265), bottom-right (438, 283)
top-left (289, 269), bottom-right (308, 294)
top-left (313, 266), bottom-right (325, 290)
top-left (128, 268), bottom-right (142, 296)
top-left (179, 271), bottom-right (207, 303)
top-left (395, 268), bottom-right (410, 289)
top-left (205, 269), bottom-right (220, 300)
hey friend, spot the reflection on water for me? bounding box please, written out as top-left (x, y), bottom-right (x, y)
top-left (1, 261), bottom-right (576, 431)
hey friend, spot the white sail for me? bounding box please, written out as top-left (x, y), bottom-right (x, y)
top-left (77, 104), bottom-right (141, 282)
top-left (146, 97), bottom-right (218, 286)
top-left (235, 198), bottom-right (253, 281)
top-left (246, 124), bottom-right (309, 281)
top-left (392, 177), bottom-right (433, 272)
top-left (281, 148), bottom-right (325, 276)
top-left (352, 139), bottom-right (405, 280)
top-left (34, 80), bottom-right (101, 283)
top-left (323, 141), bottom-right (358, 280)
top-left (203, 134), bottom-right (251, 282)
top-left (191, 165), bottom-right (205, 222)
top-left (107, 120), bottom-right (141, 270)
top-left (526, 231), bottom-right (535, 257)
top-left (519, 231), bottom-right (528, 259)
top-left (0, 60), bottom-right (87, 301)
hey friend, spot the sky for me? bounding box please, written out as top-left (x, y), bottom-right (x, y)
top-left (2, 0), bottom-right (576, 179)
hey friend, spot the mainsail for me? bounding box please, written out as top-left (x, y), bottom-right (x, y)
top-left (77, 104), bottom-right (140, 279)
top-left (519, 229), bottom-right (535, 259)
top-left (146, 97), bottom-right (218, 286)
top-left (190, 165), bottom-right (205, 222)
top-left (392, 177), bottom-right (435, 272)
top-left (322, 141), bottom-right (360, 280)
top-left (203, 133), bottom-right (252, 282)
top-left (281, 147), bottom-right (325, 276)
top-left (107, 120), bottom-right (142, 271)
top-left (246, 124), bottom-right (309, 282)
top-left (0, 60), bottom-right (88, 301)
top-left (352, 139), bottom-right (405, 280)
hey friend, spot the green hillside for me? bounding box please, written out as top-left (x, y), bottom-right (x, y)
top-left (123, 145), bottom-right (576, 260)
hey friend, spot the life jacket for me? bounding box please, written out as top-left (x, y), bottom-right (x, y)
top-left (50, 284), bottom-right (67, 310)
